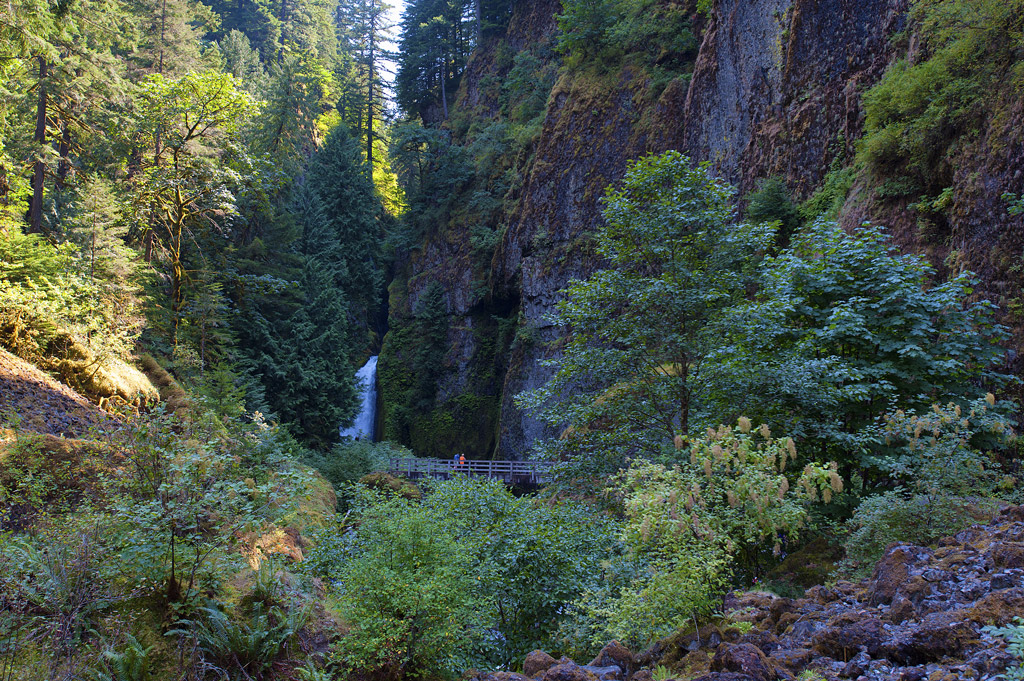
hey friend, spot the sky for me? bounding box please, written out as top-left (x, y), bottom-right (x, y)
top-left (380, 0), bottom-right (407, 88)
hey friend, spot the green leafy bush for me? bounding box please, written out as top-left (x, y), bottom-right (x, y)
top-left (305, 478), bottom-right (614, 675)
top-left (518, 151), bottom-right (777, 479)
top-left (556, 0), bottom-right (696, 72)
top-left (302, 439), bottom-right (411, 491)
top-left (564, 421), bottom-right (838, 651)
top-left (105, 407), bottom-right (318, 604)
top-left (0, 224), bottom-right (147, 401)
top-left (743, 177), bottom-right (801, 244)
top-left (93, 633), bottom-right (155, 681)
top-left (843, 397), bottom-right (1013, 574)
top-left (857, 0), bottom-right (1024, 204)
top-left (711, 221), bottom-right (1012, 479)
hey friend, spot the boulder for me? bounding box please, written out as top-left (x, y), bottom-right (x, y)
top-left (990, 541), bottom-right (1024, 568)
top-left (709, 644), bottom-right (779, 681)
top-left (736, 631), bottom-right (781, 655)
top-left (888, 612), bottom-right (977, 665)
top-left (966, 586), bottom-right (1024, 625)
top-left (998, 506), bottom-right (1024, 522)
top-left (805, 585), bottom-right (838, 605)
top-left (991, 571), bottom-right (1022, 590)
top-left (887, 594), bottom-right (917, 624)
top-left (898, 667), bottom-right (926, 681)
top-left (841, 651), bottom-right (871, 678)
top-left (482, 674), bottom-right (531, 681)
top-left (811, 615), bottom-right (886, 659)
top-left (524, 651), bottom-right (558, 677)
top-left (869, 546), bottom-right (931, 606)
top-left (542, 661), bottom-right (597, 681)
top-left (589, 640), bottom-right (634, 674)
top-left (767, 648), bottom-right (814, 671)
top-left (579, 666), bottom-right (621, 681)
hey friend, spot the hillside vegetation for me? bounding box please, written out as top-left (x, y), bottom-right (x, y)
top-left (2, 0), bottom-right (1024, 678)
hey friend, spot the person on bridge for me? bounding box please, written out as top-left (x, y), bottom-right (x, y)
top-left (459, 454), bottom-right (466, 468)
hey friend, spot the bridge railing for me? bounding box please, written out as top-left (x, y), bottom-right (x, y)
top-left (385, 457), bottom-right (554, 484)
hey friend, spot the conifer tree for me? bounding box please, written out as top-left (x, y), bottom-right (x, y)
top-left (306, 125), bottom-right (383, 322)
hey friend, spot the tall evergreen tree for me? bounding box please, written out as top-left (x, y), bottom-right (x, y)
top-left (336, 0), bottom-right (394, 171)
top-left (306, 125), bottom-right (383, 321)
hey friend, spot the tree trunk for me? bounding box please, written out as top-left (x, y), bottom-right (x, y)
top-left (439, 56), bottom-right (448, 119)
top-left (29, 56), bottom-right (48, 234)
top-left (475, 0), bottom-right (482, 42)
top-left (57, 118), bottom-right (72, 189)
top-left (159, 0), bottom-right (167, 73)
top-left (367, 35), bottom-right (374, 171)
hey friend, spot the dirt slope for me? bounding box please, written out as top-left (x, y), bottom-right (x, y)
top-left (0, 347), bottom-right (110, 437)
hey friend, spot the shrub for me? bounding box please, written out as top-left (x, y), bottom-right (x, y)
top-left (712, 221), bottom-right (1012, 480)
top-left (856, 0), bottom-right (1024, 203)
top-left (843, 398), bottom-right (1013, 574)
top-left (565, 421), bottom-right (838, 651)
top-left (94, 633), bottom-right (155, 681)
top-left (167, 602), bottom-right (307, 678)
top-left (302, 440), bottom-right (410, 491)
top-left (306, 478), bottom-right (614, 674)
top-left (744, 177), bottom-right (801, 245)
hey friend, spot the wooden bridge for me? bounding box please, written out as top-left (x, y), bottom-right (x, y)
top-left (386, 458), bottom-right (555, 485)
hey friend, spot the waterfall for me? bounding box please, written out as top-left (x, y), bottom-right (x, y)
top-left (339, 355), bottom-right (378, 441)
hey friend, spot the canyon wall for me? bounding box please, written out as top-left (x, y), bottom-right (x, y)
top-left (381, 0), bottom-right (1024, 459)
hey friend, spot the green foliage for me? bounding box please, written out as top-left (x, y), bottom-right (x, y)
top-left (843, 396), bottom-right (1013, 574)
top-left (167, 602), bottom-right (307, 678)
top-left (305, 478), bottom-right (614, 673)
top-left (500, 51), bottom-right (556, 124)
top-left (1004, 192), bottom-right (1024, 216)
top-left (388, 121), bottom-right (473, 246)
top-left (566, 421), bottom-right (837, 651)
top-left (652, 665), bottom-right (674, 681)
top-left (984, 617), bottom-right (1024, 681)
top-left (799, 163), bottom-right (857, 221)
top-left (0, 221), bottom-right (140, 373)
top-left (857, 0), bottom-right (1024, 203)
top-left (317, 488), bottom-right (486, 678)
top-left (518, 150), bottom-right (776, 478)
top-left (94, 633), bottom-right (155, 681)
top-left (744, 177), bottom-right (801, 245)
top-left (106, 407), bottom-right (317, 604)
top-left (556, 0), bottom-right (618, 61)
top-left (302, 440), bottom-right (411, 491)
top-left (1, 529), bottom-right (115, 648)
top-left (556, 0), bottom-right (697, 72)
top-left (796, 672), bottom-right (827, 681)
top-left (396, 0), bottom-right (502, 118)
top-left (241, 127), bottom-right (385, 448)
top-left (712, 221), bottom-right (1013, 477)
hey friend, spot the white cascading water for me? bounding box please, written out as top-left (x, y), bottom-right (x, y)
top-left (339, 355), bottom-right (378, 441)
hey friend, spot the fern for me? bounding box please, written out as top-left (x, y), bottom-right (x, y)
top-left (93, 633), bottom-right (154, 681)
top-left (984, 617), bottom-right (1024, 681)
top-left (167, 602), bottom-right (307, 678)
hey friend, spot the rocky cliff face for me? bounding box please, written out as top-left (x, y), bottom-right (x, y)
top-left (382, 0), bottom-right (1023, 459)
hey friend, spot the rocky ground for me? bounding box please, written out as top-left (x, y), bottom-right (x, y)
top-left (474, 505), bottom-right (1024, 681)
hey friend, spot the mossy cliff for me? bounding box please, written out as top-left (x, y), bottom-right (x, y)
top-left (380, 0), bottom-right (1024, 459)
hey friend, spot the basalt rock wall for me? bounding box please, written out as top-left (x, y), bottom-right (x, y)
top-left (384, 0), bottom-right (1023, 459)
